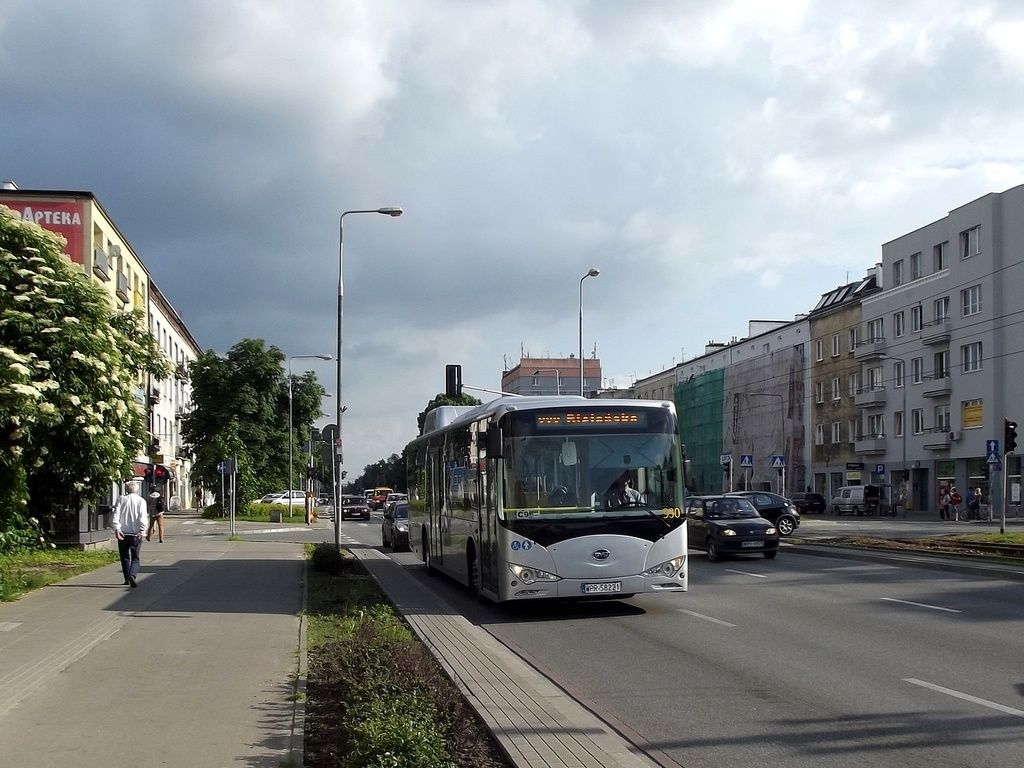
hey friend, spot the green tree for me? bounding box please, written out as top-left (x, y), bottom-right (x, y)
top-left (0, 205), bottom-right (170, 537)
top-left (181, 339), bottom-right (326, 508)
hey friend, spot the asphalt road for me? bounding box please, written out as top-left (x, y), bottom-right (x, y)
top-left (242, 512), bottom-right (1024, 767)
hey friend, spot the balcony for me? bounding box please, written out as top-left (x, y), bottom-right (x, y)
top-left (922, 376), bottom-right (952, 398)
top-left (175, 362), bottom-right (189, 381)
top-left (853, 336), bottom-right (887, 361)
top-left (854, 385), bottom-right (886, 409)
top-left (854, 434), bottom-right (887, 455)
top-left (922, 318), bottom-right (951, 346)
top-left (92, 247), bottom-right (110, 280)
top-left (116, 271), bottom-right (130, 303)
top-left (148, 384), bottom-right (161, 406)
top-left (923, 428), bottom-right (952, 450)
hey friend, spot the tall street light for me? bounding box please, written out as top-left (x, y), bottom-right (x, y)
top-left (748, 391), bottom-right (786, 495)
top-left (533, 369), bottom-right (561, 395)
top-left (289, 354), bottom-right (332, 517)
top-left (578, 268), bottom-right (600, 396)
top-left (337, 207), bottom-right (402, 547)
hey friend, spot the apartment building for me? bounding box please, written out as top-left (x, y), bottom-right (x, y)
top-left (501, 356), bottom-right (602, 397)
top-left (1, 183), bottom-right (202, 546)
top-left (856, 184), bottom-right (1024, 511)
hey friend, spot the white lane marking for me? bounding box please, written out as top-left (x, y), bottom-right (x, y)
top-left (0, 623), bottom-right (22, 632)
top-left (904, 678), bottom-right (1024, 717)
top-left (724, 568), bottom-right (767, 578)
top-left (880, 597), bottom-right (961, 613)
top-left (678, 609), bottom-right (736, 627)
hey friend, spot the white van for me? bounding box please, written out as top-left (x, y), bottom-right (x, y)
top-left (831, 485), bottom-right (890, 516)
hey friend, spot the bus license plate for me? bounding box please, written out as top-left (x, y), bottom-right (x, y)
top-left (582, 582), bottom-right (621, 594)
top-left (741, 541), bottom-right (764, 548)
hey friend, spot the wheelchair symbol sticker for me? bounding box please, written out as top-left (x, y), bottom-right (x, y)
top-left (510, 540), bottom-right (532, 551)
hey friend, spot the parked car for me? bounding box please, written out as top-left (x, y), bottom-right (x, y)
top-left (340, 494), bottom-right (371, 521)
top-left (831, 485), bottom-right (892, 516)
top-left (370, 486), bottom-right (394, 510)
top-left (728, 491), bottom-right (801, 536)
top-left (258, 490), bottom-right (305, 506)
top-left (790, 491), bottom-right (827, 515)
top-left (258, 492), bottom-right (286, 504)
top-left (381, 501), bottom-right (410, 550)
top-left (685, 495), bottom-right (780, 561)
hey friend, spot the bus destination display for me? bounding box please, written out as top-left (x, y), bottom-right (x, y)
top-left (535, 411), bottom-right (647, 428)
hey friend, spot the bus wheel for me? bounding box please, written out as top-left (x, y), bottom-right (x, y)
top-left (423, 532), bottom-right (437, 576)
top-left (467, 547), bottom-right (490, 604)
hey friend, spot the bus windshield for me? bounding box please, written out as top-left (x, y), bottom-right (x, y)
top-left (501, 406), bottom-right (682, 521)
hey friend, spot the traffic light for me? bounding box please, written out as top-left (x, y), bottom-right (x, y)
top-left (445, 364), bottom-right (462, 397)
top-left (151, 465), bottom-right (169, 484)
top-left (1006, 418), bottom-right (1018, 454)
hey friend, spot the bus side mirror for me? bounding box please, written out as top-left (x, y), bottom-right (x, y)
top-left (485, 425), bottom-right (503, 458)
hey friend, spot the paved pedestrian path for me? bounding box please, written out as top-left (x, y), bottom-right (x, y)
top-left (0, 527), bottom-right (306, 768)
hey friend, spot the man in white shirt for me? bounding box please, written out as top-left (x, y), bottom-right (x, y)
top-left (111, 480), bottom-right (149, 587)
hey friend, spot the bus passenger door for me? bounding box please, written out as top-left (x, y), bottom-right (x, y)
top-left (428, 448), bottom-right (444, 569)
top-left (478, 458), bottom-right (498, 594)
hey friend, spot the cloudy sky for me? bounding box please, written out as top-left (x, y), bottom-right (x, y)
top-left (4, 0), bottom-right (1024, 475)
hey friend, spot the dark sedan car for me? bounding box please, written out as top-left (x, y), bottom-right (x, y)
top-left (790, 491), bottom-right (827, 515)
top-left (728, 491), bottom-right (801, 536)
top-left (381, 501), bottom-right (410, 551)
top-left (340, 494), bottom-right (371, 521)
top-left (686, 495), bottom-right (780, 561)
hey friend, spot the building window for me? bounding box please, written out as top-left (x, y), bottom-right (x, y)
top-left (935, 405), bottom-right (951, 431)
top-left (849, 419), bottom-right (858, 445)
top-left (912, 408), bottom-right (925, 434)
top-left (832, 377), bottom-right (841, 401)
top-left (912, 357), bottom-right (924, 384)
top-left (868, 414), bottom-right (884, 438)
top-left (934, 350), bottom-right (949, 379)
top-left (960, 226), bottom-right (980, 259)
top-left (934, 241), bottom-right (949, 270)
top-left (893, 259), bottom-right (904, 286)
top-left (815, 339), bottom-right (823, 361)
top-left (894, 410), bottom-right (904, 438)
top-left (893, 360), bottom-right (904, 388)
top-left (848, 373), bottom-right (859, 398)
top-left (962, 285), bottom-right (982, 317)
top-left (910, 251), bottom-right (922, 279)
top-left (962, 341), bottom-right (983, 373)
top-left (867, 318), bottom-right (883, 342)
top-left (848, 327), bottom-right (858, 352)
top-left (911, 305), bottom-right (923, 332)
top-left (867, 365), bottom-right (884, 390)
top-left (962, 398), bottom-right (982, 429)
top-left (815, 381), bottom-right (824, 403)
top-left (831, 422), bottom-right (840, 444)
top-left (815, 424), bottom-right (825, 445)
top-left (934, 296), bottom-right (950, 324)
top-left (894, 311), bottom-right (905, 338)
top-left (832, 334), bottom-right (840, 357)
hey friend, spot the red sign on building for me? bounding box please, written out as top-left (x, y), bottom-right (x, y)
top-left (3, 199), bottom-right (86, 264)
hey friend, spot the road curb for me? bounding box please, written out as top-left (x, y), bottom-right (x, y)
top-left (784, 541), bottom-right (1024, 581)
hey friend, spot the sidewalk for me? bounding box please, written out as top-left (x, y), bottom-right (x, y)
top-left (0, 522), bottom-right (306, 768)
top-left (0, 515), bottom-right (660, 768)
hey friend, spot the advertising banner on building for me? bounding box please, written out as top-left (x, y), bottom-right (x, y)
top-left (3, 199), bottom-right (86, 264)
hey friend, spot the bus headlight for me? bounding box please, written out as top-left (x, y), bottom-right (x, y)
top-left (643, 556), bottom-right (686, 578)
top-left (508, 563), bottom-right (560, 585)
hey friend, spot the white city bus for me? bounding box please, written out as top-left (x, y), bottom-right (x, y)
top-left (407, 397), bottom-right (687, 602)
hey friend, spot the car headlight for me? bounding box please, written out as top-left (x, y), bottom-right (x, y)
top-left (766, 526), bottom-right (778, 535)
top-left (508, 563), bottom-right (560, 585)
top-left (643, 556), bottom-right (686, 578)
top-left (396, 522), bottom-right (409, 532)
top-left (720, 528), bottom-right (738, 536)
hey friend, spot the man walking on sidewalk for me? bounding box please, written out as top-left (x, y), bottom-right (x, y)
top-left (112, 480), bottom-right (149, 587)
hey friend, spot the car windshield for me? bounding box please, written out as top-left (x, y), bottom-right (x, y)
top-left (393, 504), bottom-right (408, 519)
top-left (343, 497), bottom-right (362, 506)
top-left (706, 498), bottom-right (760, 519)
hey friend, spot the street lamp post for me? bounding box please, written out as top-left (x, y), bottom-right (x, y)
top-left (289, 354), bottom-right (331, 517)
top-left (578, 268), bottom-right (600, 397)
top-left (532, 369), bottom-right (561, 396)
top-left (337, 207), bottom-right (402, 548)
top-left (748, 391), bottom-right (786, 495)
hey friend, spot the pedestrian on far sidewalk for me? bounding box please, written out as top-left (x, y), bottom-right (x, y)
top-left (305, 490), bottom-right (315, 526)
top-left (950, 487), bottom-right (962, 521)
top-left (147, 490), bottom-right (165, 542)
top-left (940, 488), bottom-right (951, 520)
top-left (112, 480), bottom-right (149, 588)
